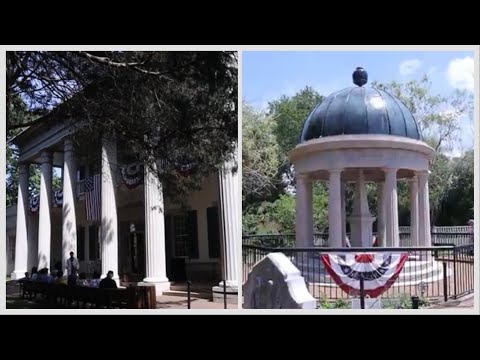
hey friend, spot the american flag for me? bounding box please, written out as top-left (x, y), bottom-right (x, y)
top-left (85, 174), bottom-right (101, 221)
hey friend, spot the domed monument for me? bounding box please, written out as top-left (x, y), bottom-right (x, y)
top-left (289, 67), bottom-right (435, 249)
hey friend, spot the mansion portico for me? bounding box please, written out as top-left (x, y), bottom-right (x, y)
top-left (6, 118), bottom-right (240, 296)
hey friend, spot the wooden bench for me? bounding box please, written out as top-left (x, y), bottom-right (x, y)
top-left (20, 281), bottom-right (156, 309)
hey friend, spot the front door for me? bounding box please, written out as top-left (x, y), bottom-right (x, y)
top-left (128, 231), bottom-right (145, 279)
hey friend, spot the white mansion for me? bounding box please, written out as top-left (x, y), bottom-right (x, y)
top-left (6, 116), bottom-right (240, 297)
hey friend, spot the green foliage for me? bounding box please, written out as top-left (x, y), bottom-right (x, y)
top-left (318, 295), bottom-right (350, 309)
top-left (373, 75), bottom-right (473, 226)
top-left (382, 294), bottom-right (430, 309)
top-left (6, 96), bottom-right (62, 207)
top-left (269, 86), bottom-right (324, 158)
top-left (242, 102), bottom-right (281, 205)
top-left (437, 150), bottom-right (474, 224)
top-left (7, 51), bottom-right (238, 202)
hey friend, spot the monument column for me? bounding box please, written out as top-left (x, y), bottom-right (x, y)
top-left (409, 176), bottom-right (419, 247)
top-left (417, 170), bottom-right (431, 247)
top-left (384, 168), bottom-right (399, 247)
top-left (328, 169), bottom-right (343, 248)
top-left (376, 182), bottom-right (386, 247)
top-left (295, 174), bottom-right (313, 247)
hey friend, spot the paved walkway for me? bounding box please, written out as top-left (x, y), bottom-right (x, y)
top-left (156, 295), bottom-right (237, 309)
top-left (427, 294), bottom-right (474, 309)
top-left (6, 280), bottom-right (237, 310)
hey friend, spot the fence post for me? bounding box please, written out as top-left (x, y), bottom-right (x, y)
top-left (359, 275), bottom-right (365, 309)
top-left (453, 248), bottom-right (457, 299)
top-left (411, 296), bottom-right (419, 309)
top-left (223, 280), bottom-right (227, 309)
top-left (187, 280), bottom-right (191, 309)
top-left (442, 262), bottom-right (448, 302)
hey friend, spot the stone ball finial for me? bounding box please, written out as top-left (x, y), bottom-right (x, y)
top-left (353, 67), bottom-right (368, 87)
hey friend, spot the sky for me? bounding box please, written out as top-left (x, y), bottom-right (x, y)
top-left (243, 51), bottom-right (475, 155)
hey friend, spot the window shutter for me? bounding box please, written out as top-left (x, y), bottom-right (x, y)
top-left (207, 207), bottom-right (220, 258)
top-left (187, 210), bottom-right (199, 259)
top-left (77, 227), bottom-right (85, 261)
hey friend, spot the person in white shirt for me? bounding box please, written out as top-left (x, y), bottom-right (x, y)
top-left (66, 252), bottom-right (80, 286)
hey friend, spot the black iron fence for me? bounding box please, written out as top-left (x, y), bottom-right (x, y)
top-left (243, 232), bottom-right (473, 248)
top-left (185, 279), bottom-right (232, 309)
top-left (242, 243), bottom-right (474, 306)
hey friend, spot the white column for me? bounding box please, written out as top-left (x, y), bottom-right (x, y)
top-left (295, 174), bottom-right (313, 247)
top-left (417, 170), bottom-right (431, 247)
top-left (384, 168), bottom-right (399, 247)
top-left (62, 139), bottom-right (77, 274)
top-left (409, 176), bottom-right (419, 247)
top-left (38, 151), bottom-right (52, 270)
top-left (215, 158), bottom-right (240, 295)
top-left (328, 169), bottom-right (343, 248)
top-left (341, 180), bottom-right (346, 247)
top-left (376, 182), bottom-right (386, 247)
top-left (101, 137), bottom-right (119, 284)
top-left (142, 163), bottom-right (170, 293)
top-left (11, 163), bottom-right (29, 279)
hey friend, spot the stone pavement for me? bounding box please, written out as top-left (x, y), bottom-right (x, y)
top-left (6, 280), bottom-right (237, 310)
top-left (427, 294), bottom-right (474, 309)
top-left (156, 295), bottom-right (237, 309)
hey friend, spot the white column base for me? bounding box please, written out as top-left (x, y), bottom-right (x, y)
top-left (11, 270), bottom-right (27, 280)
top-left (139, 278), bottom-right (171, 294)
top-left (212, 280), bottom-right (238, 305)
top-left (213, 280), bottom-right (238, 293)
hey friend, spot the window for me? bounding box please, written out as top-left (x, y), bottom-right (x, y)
top-left (173, 211), bottom-right (198, 259)
top-left (89, 225), bottom-right (100, 260)
top-left (77, 227), bottom-right (85, 261)
top-left (207, 207), bottom-right (220, 259)
top-left (77, 165), bottom-right (86, 181)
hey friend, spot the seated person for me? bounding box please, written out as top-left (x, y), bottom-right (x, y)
top-left (18, 272), bottom-right (31, 284)
top-left (99, 271), bottom-right (118, 289)
top-left (89, 272), bottom-right (101, 288)
top-left (55, 270), bottom-right (67, 285)
top-left (30, 267), bottom-right (38, 281)
top-left (76, 272), bottom-right (89, 287)
top-left (37, 268), bottom-right (50, 282)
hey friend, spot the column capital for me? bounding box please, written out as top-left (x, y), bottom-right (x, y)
top-left (408, 175), bottom-right (418, 184)
top-left (296, 173), bottom-right (311, 182)
top-left (40, 150), bottom-right (52, 164)
top-left (18, 162), bottom-right (29, 174)
top-left (328, 168), bottom-right (343, 175)
top-left (382, 167), bottom-right (398, 175)
top-left (64, 138), bottom-right (75, 152)
top-left (416, 169), bottom-right (430, 178)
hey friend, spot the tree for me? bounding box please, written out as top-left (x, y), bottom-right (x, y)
top-left (242, 102), bottom-right (281, 205)
top-left (372, 75), bottom-right (473, 153)
top-left (436, 150), bottom-right (474, 225)
top-left (268, 86), bottom-right (324, 183)
top-left (373, 75), bottom-right (473, 225)
top-left (6, 51), bottom-right (238, 201)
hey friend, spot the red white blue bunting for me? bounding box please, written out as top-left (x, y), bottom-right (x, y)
top-left (29, 194), bottom-right (39, 213)
top-left (120, 163), bottom-right (144, 189)
top-left (53, 189), bottom-right (63, 207)
top-left (321, 253), bottom-right (408, 298)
